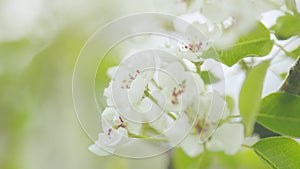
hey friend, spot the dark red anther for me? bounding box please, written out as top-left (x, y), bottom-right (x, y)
top-left (196, 42), bottom-right (202, 51)
top-left (117, 123), bottom-right (126, 128)
top-left (119, 116), bottom-right (124, 123)
top-left (107, 128), bottom-right (112, 139)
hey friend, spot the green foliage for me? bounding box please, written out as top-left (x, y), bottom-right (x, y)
top-left (257, 92), bottom-right (300, 137)
top-left (253, 137), bottom-right (300, 169)
top-left (225, 95), bottom-right (235, 113)
top-left (285, 0), bottom-right (300, 15)
top-left (239, 61), bottom-right (270, 136)
top-left (174, 148), bottom-right (270, 169)
top-left (289, 46), bottom-right (300, 59)
top-left (199, 70), bottom-right (220, 84)
top-left (173, 148), bottom-right (207, 169)
top-left (271, 14), bottom-right (300, 40)
top-left (217, 22), bottom-right (273, 66)
top-left (280, 72), bottom-right (288, 80)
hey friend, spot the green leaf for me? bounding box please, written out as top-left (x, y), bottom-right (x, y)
top-left (285, 0), bottom-right (300, 15)
top-left (257, 92), bottom-right (300, 137)
top-left (173, 148), bottom-right (207, 169)
top-left (280, 73), bottom-right (288, 80)
top-left (225, 95), bottom-right (235, 113)
top-left (218, 22), bottom-right (273, 66)
top-left (199, 70), bottom-right (220, 84)
top-left (239, 61), bottom-right (270, 136)
top-left (271, 14), bottom-right (300, 40)
top-left (253, 137), bottom-right (300, 169)
top-left (289, 46), bottom-right (300, 59)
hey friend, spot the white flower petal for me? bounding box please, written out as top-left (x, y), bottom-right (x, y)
top-left (180, 135), bottom-right (204, 157)
top-left (88, 143), bottom-right (112, 156)
top-left (107, 66), bottom-right (118, 79)
top-left (164, 113), bottom-right (192, 146)
top-left (101, 107), bottom-right (119, 130)
top-left (128, 76), bottom-right (147, 104)
top-left (104, 83), bottom-right (114, 106)
top-left (157, 62), bottom-right (185, 87)
top-left (207, 123), bottom-right (244, 155)
top-left (150, 113), bottom-right (174, 133)
top-left (98, 128), bottom-right (128, 147)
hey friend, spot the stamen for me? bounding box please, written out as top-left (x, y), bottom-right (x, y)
top-left (108, 128), bottom-right (112, 139)
top-left (178, 41), bottom-right (203, 53)
top-left (119, 116), bottom-right (124, 123)
top-left (116, 116), bottom-right (127, 128)
top-left (194, 119), bottom-right (209, 134)
top-left (171, 80), bottom-right (186, 104)
top-left (121, 69), bottom-right (141, 89)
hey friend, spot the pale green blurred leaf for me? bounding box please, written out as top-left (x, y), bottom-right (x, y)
top-left (239, 61), bottom-right (270, 136)
top-left (199, 70), bottom-right (220, 84)
top-left (271, 14), bottom-right (300, 40)
top-left (225, 95), bottom-right (235, 113)
top-left (218, 22), bottom-right (273, 66)
top-left (289, 46), bottom-right (300, 59)
top-left (257, 92), bottom-right (300, 137)
top-left (173, 148), bottom-right (207, 169)
top-left (280, 72), bottom-right (288, 79)
top-left (285, 0), bottom-right (299, 15)
top-left (174, 148), bottom-right (269, 169)
top-left (253, 137), bottom-right (300, 169)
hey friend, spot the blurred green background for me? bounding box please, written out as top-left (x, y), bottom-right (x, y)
top-left (0, 1), bottom-right (169, 169)
top-left (0, 1), bottom-right (270, 169)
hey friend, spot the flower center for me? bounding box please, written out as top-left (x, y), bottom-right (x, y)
top-left (171, 80), bottom-right (186, 104)
top-left (179, 41), bottom-right (203, 53)
top-left (116, 116), bottom-right (127, 128)
top-left (107, 116), bottom-right (127, 139)
top-left (194, 119), bottom-right (209, 134)
top-left (121, 70), bottom-right (140, 89)
top-left (180, 0), bottom-right (194, 7)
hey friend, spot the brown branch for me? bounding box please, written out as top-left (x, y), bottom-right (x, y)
top-left (280, 56), bottom-right (300, 95)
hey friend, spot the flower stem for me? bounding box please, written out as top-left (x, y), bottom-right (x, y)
top-left (144, 90), bottom-right (159, 105)
top-left (128, 132), bottom-right (167, 142)
top-left (193, 61), bottom-right (203, 74)
top-left (151, 79), bottom-right (162, 90)
top-left (144, 90), bottom-right (178, 120)
top-left (241, 144), bottom-right (252, 149)
top-left (274, 42), bottom-right (290, 56)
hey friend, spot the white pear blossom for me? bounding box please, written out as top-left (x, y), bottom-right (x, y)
top-left (152, 0), bottom-right (204, 15)
top-left (179, 92), bottom-right (245, 157)
top-left (89, 108), bottom-right (135, 156)
top-left (196, 0), bottom-right (279, 47)
top-left (206, 123), bottom-right (244, 155)
top-left (153, 61), bottom-right (205, 112)
top-left (106, 51), bottom-right (163, 123)
top-left (176, 38), bottom-right (211, 62)
top-left (92, 49), bottom-right (246, 157)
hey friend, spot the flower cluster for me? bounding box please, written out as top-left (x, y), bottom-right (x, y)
top-left (89, 35), bottom-right (245, 157)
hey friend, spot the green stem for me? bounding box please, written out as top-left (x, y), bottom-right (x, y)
top-left (274, 42), bottom-right (290, 56)
top-left (228, 115), bottom-right (241, 119)
top-left (241, 144), bottom-right (252, 149)
top-left (151, 79), bottom-right (162, 90)
top-left (128, 132), bottom-right (167, 142)
top-left (144, 90), bottom-right (178, 120)
top-left (144, 90), bottom-right (159, 105)
top-left (141, 123), bottom-right (162, 135)
top-left (193, 61), bottom-right (203, 74)
top-left (280, 56), bottom-right (300, 95)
